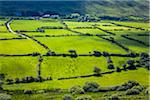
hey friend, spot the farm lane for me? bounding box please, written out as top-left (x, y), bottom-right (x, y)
top-left (5, 18), bottom-right (51, 52)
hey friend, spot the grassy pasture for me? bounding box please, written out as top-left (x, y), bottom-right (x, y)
top-left (0, 39), bottom-right (47, 54)
top-left (0, 57), bottom-right (38, 79)
top-left (3, 68), bottom-right (149, 90)
top-left (128, 35), bottom-right (149, 44)
top-left (72, 29), bottom-right (107, 35)
top-left (0, 19), bottom-right (149, 100)
top-left (11, 19), bottom-right (63, 31)
top-left (21, 29), bottom-right (76, 36)
top-left (110, 30), bottom-right (149, 35)
top-left (112, 21), bottom-right (150, 30)
top-left (41, 56), bottom-right (108, 79)
top-left (114, 35), bottom-right (149, 53)
top-left (0, 33), bottom-right (19, 38)
top-left (35, 36), bottom-right (127, 54)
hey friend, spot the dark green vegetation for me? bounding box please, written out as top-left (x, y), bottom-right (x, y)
top-left (0, 0), bottom-right (149, 18)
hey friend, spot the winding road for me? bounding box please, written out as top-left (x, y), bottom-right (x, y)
top-left (5, 18), bottom-right (50, 51)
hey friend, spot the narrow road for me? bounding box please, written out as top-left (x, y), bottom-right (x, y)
top-left (6, 18), bottom-right (30, 39)
top-left (5, 18), bottom-right (50, 52)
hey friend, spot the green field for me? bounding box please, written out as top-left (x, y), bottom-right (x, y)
top-left (0, 18), bottom-right (149, 100)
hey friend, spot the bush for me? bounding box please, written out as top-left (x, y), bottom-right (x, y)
top-left (93, 67), bottom-right (101, 75)
top-left (24, 90), bottom-right (33, 94)
top-left (0, 93), bottom-right (11, 100)
top-left (76, 95), bottom-right (92, 100)
top-left (132, 86), bottom-right (144, 92)
top-left (62, 94), bottom-right (72, 100)
top-left (83, 82), bottom-right (100, 92)
top-left (108, 64), bottom-right (115, 69)
top-left (117, 86), bottom-right (129, 91)
top-left (116, 67), bottom-right (121, 72)
top-left (127, 80), bottom-right (139, 86)
top-left (69, 85), bottom-right (85, 94)
top-left (125, 89), bottom-right (140, 95)
top-left (145, 87), bottom-right (150, 95)
top-left (109, 94), bottom-right (119, 100)
top-left (36, 90), bottom-right (45, 94)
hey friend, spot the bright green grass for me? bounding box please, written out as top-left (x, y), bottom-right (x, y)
top-left (110, 30), bottom-right (149, 35)
top-left (22, 29), bottom-right (76, 36)
top-left (65, 21), bottom-right (116, 29)
top-left (0, 39), bottom-right (47, 54)
top-left (41, 56), bottom-right (108, 79)
top-left (0, 20), bottom-right (6, 25)
top-left (0, 33), bottom-right (19, 38)
top-left (0, 57), bottom-right (38, 79)
top-left (3, 68), bottom-right (149, 90)
top-left (11, 20), bottom-right (63, 31)
top-left (72, 29), bottom-right (107, 35)
top-left (35, 36), bottom-right (127, 54)
top-left (111, 57), bottom-right (138, 68)
top-left (113, 21), bottom-right (150, 30)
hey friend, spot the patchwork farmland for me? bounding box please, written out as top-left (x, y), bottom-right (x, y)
top-left (0, 17), bottom-right (149, 99)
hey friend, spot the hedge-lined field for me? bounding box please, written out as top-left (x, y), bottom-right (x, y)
top-left (0, 18), bottom-right (149, 99)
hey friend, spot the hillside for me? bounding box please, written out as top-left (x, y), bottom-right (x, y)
top-left (0, 0), bottom-right (149, 17)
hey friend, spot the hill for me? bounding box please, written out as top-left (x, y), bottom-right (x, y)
top-left (0, 0), bottom-right (149, 17)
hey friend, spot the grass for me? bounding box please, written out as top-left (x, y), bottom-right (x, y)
top-left (21, 29), bottom-right (76, 36)
top-left (35, 36), bottom-right (127, 54)
top-left (0, 18), bottom-right (149, 99)
top-left (0, 57), bottom-right (38, 79)
top-left (3, 68), bottom-right (149, 90)
top-left (11, 19), bottom-right (63, 31)
top-left (0, 33), bottom-right (19, 38)
top-left (113, 21), bottom-right (150, 30)
top-left (0, 39), bottom-right (47, 54)
top-left (114, 35), bottom-right (149, 53)
top-left (10, 91), bottom-right (149, 100)
top-left (41, 56), bottom-right (108, 79)
top-left (128, 35), bottom-right (149, 45)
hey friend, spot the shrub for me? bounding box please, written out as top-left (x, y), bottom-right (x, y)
top-left (62, 94), bottom-right (72, 100)
top-left (109, 94), bottom-right (119, 100)
top-left (0, 93), bottom-right (11, 100)
top-left (93, 67), bottom-right (101, 75)
top-left (125, 89), bottom-right (140, 95)
top-left (117, 86), bottom-right (129, 91)
top-left (132, 86), bottom-right (144, 92)
top-left (69, 85), bottom-right (85, 94)
top-left (145, 87), bottom-right (150, 94)
top-left (127, 80), bottom-right (139, 86)
top-left (83, 82), bottom-right (100, 92)
top-left (76, 95), bottom-right (92, 100)
top-left (36, 90), bottom-right (45, 94)
top-left (116, 67), bottom-right (121, 72)
top-left (24, 90), bottom-right (33, 94)
top-left (108, 64), bottom-right (115, 69)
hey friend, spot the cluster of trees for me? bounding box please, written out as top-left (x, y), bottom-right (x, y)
top-left (121, 52), bottom-right (149, 71)
top-left (0, 37), bottom-right (25, 40)
top-left (40, 26), bottom-right (64, 29)
top-left (6, 76), bottom-right (52, 85)
top-left (106, 57), bottom-right (115, 70)
top-left (65, 13), bottom-right (100, 22)
top-left (74, 26), bottom-right (95, 29)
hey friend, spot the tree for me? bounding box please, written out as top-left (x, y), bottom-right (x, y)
top-left (93, 67), bottom-right (101, 76)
